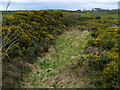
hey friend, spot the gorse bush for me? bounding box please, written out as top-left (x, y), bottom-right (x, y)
top-left (80, 19), bottom-right (120, 88)
top-left (2, 10), bottom-right (74, 88)
top-left (2, 10), bottom-right (119, 88)
top-left (2, 10), bottom-right (69, 61)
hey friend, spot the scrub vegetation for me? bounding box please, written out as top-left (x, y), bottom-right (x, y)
top-left (1, 9), bottom-right (119, 88)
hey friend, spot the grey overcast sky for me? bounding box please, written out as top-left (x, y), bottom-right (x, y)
top-left (0, 0), bottom-right (119, 10)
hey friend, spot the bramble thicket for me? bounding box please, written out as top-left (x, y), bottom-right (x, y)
top-left (2, 10), bottom-right (120, 88)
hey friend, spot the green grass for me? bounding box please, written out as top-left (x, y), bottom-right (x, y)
top-left (1, 10), bottom-right (118, 19)
top-left (100, 14), bottom-right (118, 19)
top-left (79, 12), bottom-right (118, 19)
top-left (2, 11), bottom-right (16, 17)
top-left (63, 11), bottom-right (118, 19)
top-left (63, 12), bottom-right (92, 17)
top-left (21, 27), bottom-right (94, 88)
top-left (79, 12), bottom-right (93, 17)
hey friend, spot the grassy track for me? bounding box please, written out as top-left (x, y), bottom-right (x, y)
top-left (21, 28), bottom-right (92, 88)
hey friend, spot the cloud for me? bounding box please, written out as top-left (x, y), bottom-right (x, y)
top-left (0, 0), bottom-right (118, 10)
top-left (84, 2), bottom-right (118, 9)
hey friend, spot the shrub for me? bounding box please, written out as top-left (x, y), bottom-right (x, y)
top-left (102, 61), bottom-right (119, 88)
top-left (79, 19), bottom-right (120, 88)
top-left (96, 16), bottom-right (101, 19)
top-left (2, 10), bottom-right (67, 61)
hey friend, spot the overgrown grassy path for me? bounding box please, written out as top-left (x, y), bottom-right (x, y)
top-left (21, 29), bottom-right (91, 88)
